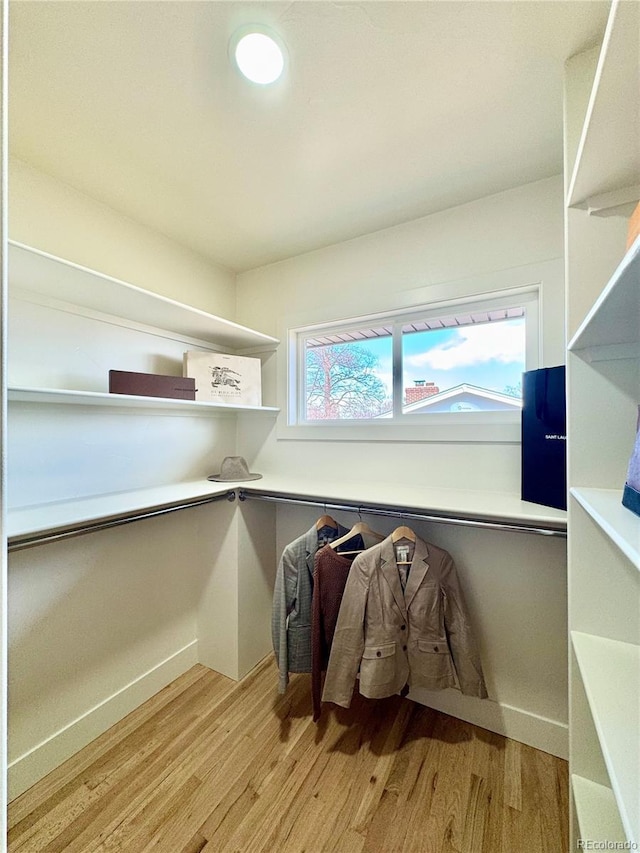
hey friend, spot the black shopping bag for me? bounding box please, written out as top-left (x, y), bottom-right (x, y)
top-left (521, 366), bottom-right (567, 510)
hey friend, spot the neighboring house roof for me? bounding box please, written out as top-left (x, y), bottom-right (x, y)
top-left (406, 383), bottom-right (522, 412)
top-left (376, 383), bottom-right (522, 417)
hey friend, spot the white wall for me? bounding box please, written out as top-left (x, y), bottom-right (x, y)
top-left (8, 505), bottom-right (214, 799)
top-left (236, 176), bottom-right (565, 492)
top-left (7, 164), bottom-right (241, 797)
top-left (7, 298), bottom-right (238, 506)
top-left (10, 157), bottom-right (236, 317)
top-left (237, 176), bottom-right (569, 756)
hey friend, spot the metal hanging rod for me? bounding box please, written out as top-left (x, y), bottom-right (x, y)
top-left (237, 489), bottom-right (567, 538)
top-left (8, 490), bottom-right (236, 552)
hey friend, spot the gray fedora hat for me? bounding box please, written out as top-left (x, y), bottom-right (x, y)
top-left (207, 456), bottom-right (262, 482)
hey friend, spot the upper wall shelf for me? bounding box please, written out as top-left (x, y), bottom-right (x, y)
top-left (568, 235), bottom-right (640, 359)
top-left (9, 241), bottom-right (280, 351)
top-left (8, 386), bottom-right (280, 417)
top-left (8, 475), bottom-right (566, 547)
top-left (566, 0), bottom-right (639, 211)
top-left (571, 487), bottom-right (640, 571)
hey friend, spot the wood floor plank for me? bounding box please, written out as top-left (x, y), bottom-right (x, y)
top-left (523, 742), bottom-right (568, 853)
top-left (85, 662), bottom-right (280, 853)
top-left (416, 714), bottom-right (474, 853)
top-left (480, 728), bottom-right (507, 853)
top-left (366, 707), bottom-right (442, 853)
top-left (178, 832), bottom-right (208, 853)
top-left (8, 665), bottom-right (215, 829)
top-left (8, 666), bottom-right (230, 851)
top-left (8, 657), bottom-right (569, 853)
top-left (33, 674), bottom-right (253, 853)
top-left (503, 737), bottom-right (522, 811)
top-left (460, 772), bottom-right (490, 853)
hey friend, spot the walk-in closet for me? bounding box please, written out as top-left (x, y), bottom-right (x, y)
top-left (1, 1), bottom-right (638, 851)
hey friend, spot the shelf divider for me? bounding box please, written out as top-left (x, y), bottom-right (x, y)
top-left (572, 774), bottom-right (627, 843)
top-left (571, 631), bottom-right (640, 843)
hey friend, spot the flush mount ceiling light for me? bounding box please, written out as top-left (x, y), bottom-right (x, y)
top-left (230, 26), bottom-right (286, 85)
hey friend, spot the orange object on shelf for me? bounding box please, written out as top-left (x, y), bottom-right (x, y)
top-left (627, 201), bottom-right (640, 249)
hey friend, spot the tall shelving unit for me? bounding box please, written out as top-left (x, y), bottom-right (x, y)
top-left (7, 240), bottom-right (280, 523)
top-left (564, 0), bottom-right (640, 847)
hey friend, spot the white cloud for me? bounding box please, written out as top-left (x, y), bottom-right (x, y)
top-left (406, 323), bottom-right (524, 371)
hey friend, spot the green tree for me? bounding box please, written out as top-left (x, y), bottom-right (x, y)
top-left (305, 343), bottom-right (389, 419)
top-left (503, 379), bottom-right (522, 399)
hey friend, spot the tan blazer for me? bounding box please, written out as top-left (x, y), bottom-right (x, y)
top-left (322, 534), bottom-right (487, 708)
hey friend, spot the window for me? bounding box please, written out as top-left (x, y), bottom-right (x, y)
top-left (400, 308), bottom-right (525, 416)
top-left (303, 325), bottom-right (393, 421)
top-left (292, 289), bottom-right (537, 429)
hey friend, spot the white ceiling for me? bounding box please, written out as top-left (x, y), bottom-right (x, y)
top-left (9, 1), bottom-right (610, 273)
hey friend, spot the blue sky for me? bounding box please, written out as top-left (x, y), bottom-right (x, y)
top-left (358, 318), bottom-right (526, 398)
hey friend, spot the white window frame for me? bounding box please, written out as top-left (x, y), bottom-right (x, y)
top-left (283, 284), bottom-right (539, 444)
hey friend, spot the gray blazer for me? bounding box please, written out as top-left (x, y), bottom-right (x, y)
top-left (272, 522), bottom-right (349, 693)
top-left (322, 534), bottom-right (487, 707)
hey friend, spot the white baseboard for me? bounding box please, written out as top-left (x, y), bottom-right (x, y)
top-left (8, 640), bottom-right (198, 801)
top-left (410, 686), bottom-right (568, 759)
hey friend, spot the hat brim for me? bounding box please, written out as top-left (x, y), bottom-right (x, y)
top-left (207, 472), bottom-right (263, 482)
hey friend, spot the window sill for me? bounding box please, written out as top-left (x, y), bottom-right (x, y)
top-left (277, 414), bottom-right (521, 443)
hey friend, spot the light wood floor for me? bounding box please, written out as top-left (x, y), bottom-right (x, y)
top-left (8, 656), bottom-right (569, 853)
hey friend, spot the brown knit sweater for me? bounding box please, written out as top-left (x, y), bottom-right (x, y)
top-left (311, 544), bottom-right (356, 721)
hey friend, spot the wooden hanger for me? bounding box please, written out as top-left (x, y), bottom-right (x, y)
top-left (315, 514), bottom-right (338, 530)
top-left (329, 521), bottom-right (384, 553)
top-left (392, 525), bottom-right (416, 565)
top-left (391, 525), bottom-right (416, 543)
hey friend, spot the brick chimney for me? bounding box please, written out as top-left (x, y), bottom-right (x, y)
top-left (405, 380), bottom-right (440, 405)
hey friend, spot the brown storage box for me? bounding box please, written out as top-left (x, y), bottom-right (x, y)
top-left (109, 370), bottom-right (196, 400)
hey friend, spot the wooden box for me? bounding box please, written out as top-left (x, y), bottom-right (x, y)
top-left (109, 370), bottom-right (196, 400)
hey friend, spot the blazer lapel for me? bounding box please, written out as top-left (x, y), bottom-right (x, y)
top-left (304, 525), bottom-right (318, 577)
top-left (380, 537), bottom-right (408, 618)
top-left (403, 537), bottom-right (430, 611)
top-left (304, 522), bottom-right (350, 577)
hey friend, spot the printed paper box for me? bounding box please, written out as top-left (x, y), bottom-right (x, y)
top-left (183, 351), bottom-right (262, 406)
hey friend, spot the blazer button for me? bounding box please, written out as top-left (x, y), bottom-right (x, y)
top-left (376, 650), bottom-right (382, 657)
top-left (402, 645), bottom-right (407, 651)
top-left (433, 645), bottom-right (439, 652)
top-left (400, 624), bottom-right (406, 631)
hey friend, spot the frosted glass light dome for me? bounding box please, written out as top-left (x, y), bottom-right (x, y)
top-left (233, 29), bottom-right (285, 85)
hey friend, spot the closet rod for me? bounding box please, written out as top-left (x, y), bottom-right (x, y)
top-left (8, 490), bottom-right (236, 552)
top-left (237, 490), bottom-right (567, 538)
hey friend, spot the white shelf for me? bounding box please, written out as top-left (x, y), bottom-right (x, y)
top-left (237, 475), bottom-right (567, 531)
top-left (8, 386), bottom-right (280, 416)
top-left (8, 475), bottom-right (567, 544)
top-left (571, 487), bottom-right (640, 570)
top-left (565, 5), bottom-right (640, 850)
top-left (572, 631), bottom-right (640, 843)
top-left (568, 235), bottom-right (640, 359)
top-left (9, 240), bottom-right (279, 351)
top-left (567, 0), bottom-right (639, 209)
top-left (7, 479), bottom-right (240, 542)
top-left (572, 775), bottom-right (627, 843)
